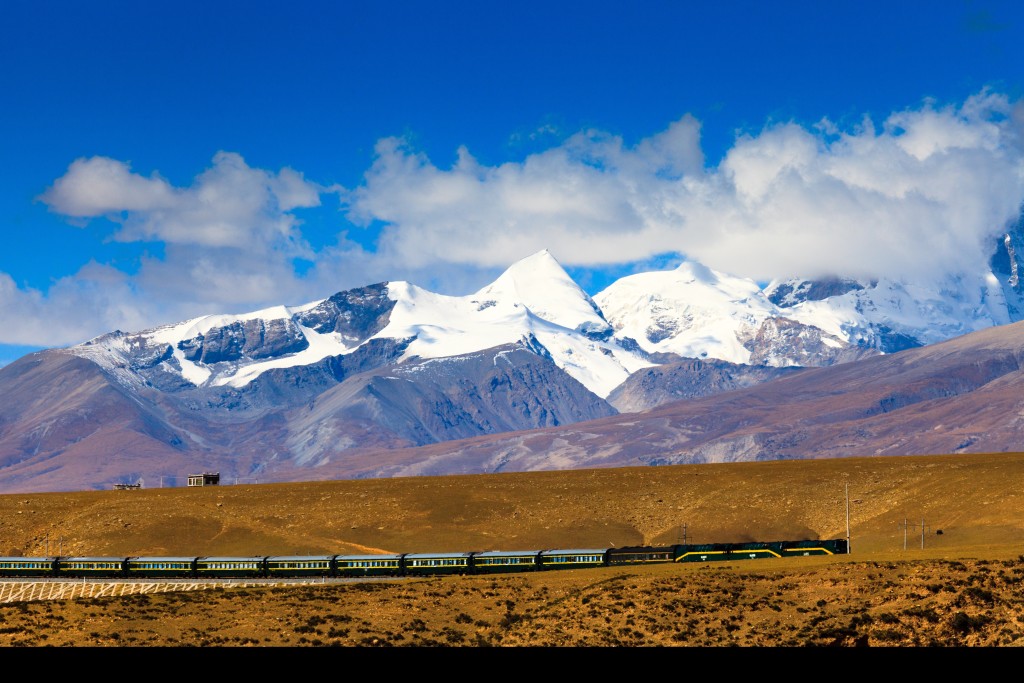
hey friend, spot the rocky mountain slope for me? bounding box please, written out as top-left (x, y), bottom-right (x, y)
top-left (273, 318), bottom-right (1024, 482)
top-left (3, 224), bottom-right (1024, 493)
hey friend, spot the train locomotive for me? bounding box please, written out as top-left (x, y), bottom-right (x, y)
top-left (0, 538), bottom-right (847, 580)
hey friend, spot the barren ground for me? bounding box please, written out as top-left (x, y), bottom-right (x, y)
top-left (1, 451), bottom-right (1023, 648)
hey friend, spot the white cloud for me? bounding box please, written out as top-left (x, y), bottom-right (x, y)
top-left (41, 151), bottom-right (323, 252)
top-left (6, 90), bottom-right (1023, 349)
top-left (38, 156), bottom-right (177, 216)
top-left (0, 266), bottom-right (151, 346)
top-left (346, 90), bottom-right (1024, 283)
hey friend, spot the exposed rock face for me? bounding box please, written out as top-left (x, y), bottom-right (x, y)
top-left (990, 216), bottom-right (1024, 320)
top-left (742, 317), bottom-right (880, 367)
top-left (296, 283), bottom-right (396, 343)
top-left (765, 277), bottom-right (866, 306)
top-left (178, 317), bottom-right (309, 365)
top-left (607, 358), bottom-right (803, 413)
top-left (282, 344), bottom-right (617, 465)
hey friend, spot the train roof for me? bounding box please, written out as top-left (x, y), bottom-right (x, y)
top-left (194, 556), bottom-right (267, 561)
top-left (0, 556), bottom-right (54, 562)
top-left (402, 552), bottom-right (475, 559)
top-left (335, 554), bottom-right (403, 561)
top-left (472, 550), bottom-right (542, 557)
top-left (539, 548), bottom-right (608, 555)
top-left (128, 557), bottom-right (198, 562)
top-left (265, 555), bottom-right (335, 561)
top-left (57, 556), bottom-right (128, 562)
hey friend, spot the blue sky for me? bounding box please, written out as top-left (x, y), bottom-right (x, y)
top-left (2, 1), bottom-right (1023, 365)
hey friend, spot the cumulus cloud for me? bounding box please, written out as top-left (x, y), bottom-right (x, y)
top-left (346, 90), bottom-right (1024, 283)
top-left (0, 266), bottom-right (153, 346)
top-left (17, 152), bottom-right (348, 346)
top-left (41, 151), bottom-right (323, 252)
top-left (38, 156), bottom-right (177, 216)
top-left (8, 90), bottom-right (1024, 349)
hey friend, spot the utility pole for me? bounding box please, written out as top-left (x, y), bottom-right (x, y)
top-left (920, 519), bottom-right (930, 550)
top-left (900, 518), bottom-right (910, 550)
top-left (677, 523), bottom-right (687, 545)
top-left (845, 483), bottom-right (851, 554)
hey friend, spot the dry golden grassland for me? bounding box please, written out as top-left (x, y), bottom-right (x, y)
top-left (1, 451), bottom-right (1023, 647)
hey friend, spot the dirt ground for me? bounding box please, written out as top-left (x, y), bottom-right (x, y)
top-left (1, 451), bottom-right (1024, 648)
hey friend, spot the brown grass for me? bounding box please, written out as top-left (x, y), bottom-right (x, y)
top-left (1, 451), bottom-right (1023, 647)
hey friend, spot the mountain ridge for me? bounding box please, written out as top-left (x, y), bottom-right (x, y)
top-left (4, 237), bottom-right (1024, 494)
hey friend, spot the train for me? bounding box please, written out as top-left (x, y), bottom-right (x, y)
top-left (0, 538), bottom-right (848, 580)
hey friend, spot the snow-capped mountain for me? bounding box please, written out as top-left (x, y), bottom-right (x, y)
top-left (595, 224), bottom-right (1024, 368)
top-left (4, 229), bottom-right (1024, 494)
top-left (70, 249), bottom-right (653, 401)
top-left (593, 261), bottom-right (871, 368)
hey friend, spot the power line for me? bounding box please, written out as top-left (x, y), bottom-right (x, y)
top-left (899, 518), bottom-right (931, 550)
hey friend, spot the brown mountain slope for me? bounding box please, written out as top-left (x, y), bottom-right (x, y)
top-left (5, 318), bottom-right (1024, 495)
top-left (286, 319), bottom-right (1024, 481)
top-left (0, 353), bottom-right (189, 491)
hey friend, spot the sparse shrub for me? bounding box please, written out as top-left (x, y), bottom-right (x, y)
top-left (499, 611), bottom-right (523, 628)
top-left (872, 629), bottom-right (903, 643)
top-left (850, 613), bottom-right (873, 626)
top-left (903, 606), bottom-right (941, 623)
top-left (405, 618), bottom-right (428, 633)
top-left (442, 627), bottom-right (466, 644)
top-left (962, 586), bottom-right (995, 604)
top-left (950, 611), bottom-right (992, 633)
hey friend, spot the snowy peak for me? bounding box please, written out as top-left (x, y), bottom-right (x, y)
top-left (378, 260), bottom-right (650, 398)
top-left (474, 249), bottom-right (611, 338)
top-left (63, 230), bottom-right (1024, 408)
top-left (594, 260), bottom-right (778, 364)
top-left (68, 250), bottom-right (652, 400)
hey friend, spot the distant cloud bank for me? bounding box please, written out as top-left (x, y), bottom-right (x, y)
top-left (5, 90), bottom-right (1023, 347)
top-left (347, 90), bottom-right (1024, 283)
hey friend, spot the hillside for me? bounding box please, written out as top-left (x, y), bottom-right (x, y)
top-left (4, 451), bottom-right (1024, 558)
top-left (1, 452), bottom-right (1023, 647)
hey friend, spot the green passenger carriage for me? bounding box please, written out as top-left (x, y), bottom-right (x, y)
top-left (0, 557), bottom-right (57, 578)
top-left (471, 549), bottom-right (542, 573)
top-left (193, 556), bottom-right (266, 578)
top-left (539, 548), bottom-right (607, 570)
top-left (126, 557), bottom-right (197, 578)
top-left (335, 553), bottom-right (403, 576)
top-left (265, 555), bottom-right (334, 578)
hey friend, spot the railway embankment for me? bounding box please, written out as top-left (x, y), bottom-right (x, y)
top-left (0, 580), bottom-right (283, 604)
